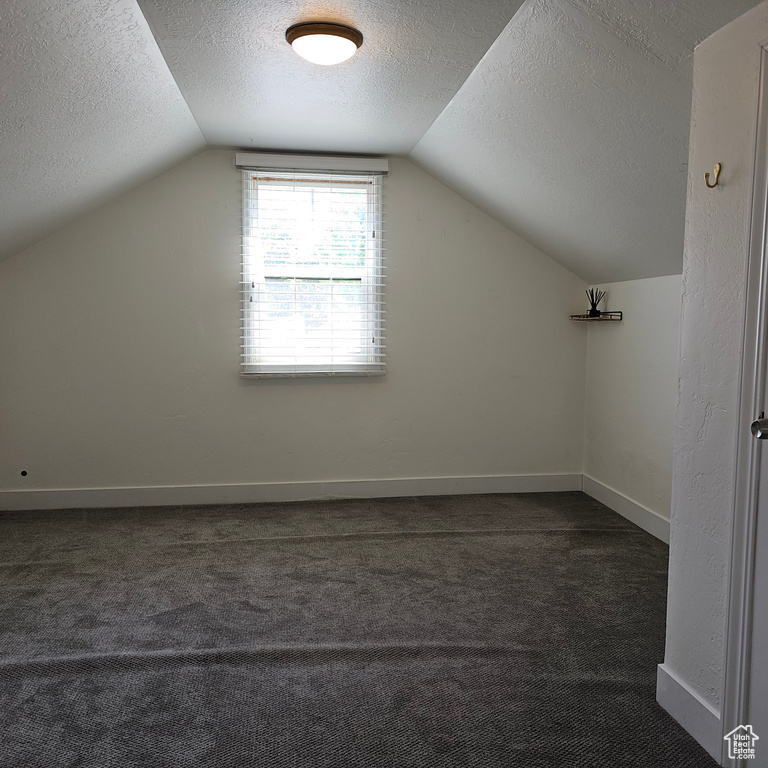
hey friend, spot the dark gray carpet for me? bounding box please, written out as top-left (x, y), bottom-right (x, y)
top-left (0, 492), bottom-right (716, 767)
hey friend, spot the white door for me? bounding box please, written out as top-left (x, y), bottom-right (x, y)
top-left (718, 28), bottom-right (768, 763)
top-left (747, 474), bottom-right (768, 760)
top-left (744, 414), bottom-right (768, 764)
top-left (726, 48), bottom-right (768, 768)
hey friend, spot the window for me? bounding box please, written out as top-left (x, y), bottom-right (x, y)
top-left (238, 153), bottom-right (387, 377)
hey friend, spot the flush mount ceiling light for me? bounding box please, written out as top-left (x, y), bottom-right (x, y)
top-left (286, 22), bottom-right (363, 66)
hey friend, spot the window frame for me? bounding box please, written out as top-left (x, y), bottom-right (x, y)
top-left (238, 156), bottom-right (387, 378)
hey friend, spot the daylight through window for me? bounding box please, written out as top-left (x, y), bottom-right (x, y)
top-left (240, 167), bottom-right (385, 377)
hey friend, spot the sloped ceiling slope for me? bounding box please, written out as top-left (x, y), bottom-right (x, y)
top-left (136, 0), bottom-right (526, 153)
top-left (411, 0), bottom-right (763, 283)
top-left (2, 0), bottom-right (763, 282)
top-left (0, 0), bottom-right (204, 262)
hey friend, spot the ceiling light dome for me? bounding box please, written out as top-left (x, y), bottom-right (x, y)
top-left (286, 22), bottom-right (363, 66)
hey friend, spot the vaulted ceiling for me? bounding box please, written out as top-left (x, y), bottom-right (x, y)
top-left (0, 0), bottom-right (761, 281)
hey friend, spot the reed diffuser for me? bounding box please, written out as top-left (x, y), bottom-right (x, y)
top-left (586, 288), bottom-right (605, 317)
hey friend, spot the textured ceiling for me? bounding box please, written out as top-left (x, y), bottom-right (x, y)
top-left (0, 0), bottom-right (204, 262)
top-left (136, 0), bottom-right (526, 153)
top-left (0, 0), bottom-right (763, 281)
top-left (411, 0), bottom-right (763, 283)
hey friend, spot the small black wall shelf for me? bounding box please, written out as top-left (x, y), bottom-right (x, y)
top-left (569, 311), bottom-right (623, 322)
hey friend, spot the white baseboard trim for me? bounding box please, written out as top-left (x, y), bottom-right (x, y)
top-left (582, 475), bottom-right (670, 544)
top-left (656, 663), bottom-right (722, 762)
top-left (0, 473), bottom-right (583, 511)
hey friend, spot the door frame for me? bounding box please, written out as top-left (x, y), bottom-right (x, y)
top-left (723, 43), bottom-right (768, 768)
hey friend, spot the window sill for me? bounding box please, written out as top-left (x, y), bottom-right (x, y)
top-left (240, 370), bottom-right (386, 379)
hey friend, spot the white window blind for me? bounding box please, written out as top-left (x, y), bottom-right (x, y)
top-left (240, 167), bottom-right (386, 377)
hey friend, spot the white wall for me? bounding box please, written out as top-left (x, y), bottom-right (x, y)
top-left (582, 276), bottom-right (682, 538)
top-left (658, 0), bottom-right (768, 751)
top-left (0, 151), bottom-right (588, 502)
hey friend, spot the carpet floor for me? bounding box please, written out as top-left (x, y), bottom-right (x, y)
top-left (0, 492), bottom-right (717, 767)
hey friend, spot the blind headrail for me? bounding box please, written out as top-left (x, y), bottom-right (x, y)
top-left (235, 152), bottom-right (389, 175)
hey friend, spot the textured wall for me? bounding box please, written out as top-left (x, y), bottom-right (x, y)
top-left (664, 1), bottom-right (768, 711)
top-left (583, 275), bottom-right (681, 520)
top-left (0, 151), bottom-right (587, 493)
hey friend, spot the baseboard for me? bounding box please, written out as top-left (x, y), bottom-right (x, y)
top-left (656, 664), bottom-right (722, 762)
top-left (582, 475), bottom-right (670, 543)
top-left (0, 473), bottom-right (583, 511)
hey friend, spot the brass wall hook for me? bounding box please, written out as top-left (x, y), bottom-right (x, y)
top-left (705, 163), bottom-right (721, 188)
